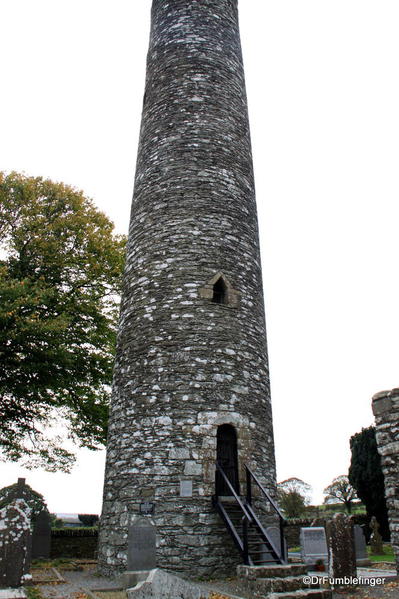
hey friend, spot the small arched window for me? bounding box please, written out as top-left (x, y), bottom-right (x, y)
top-left (199, 272), bottom-right (240, 307)
top-left (212, 277), bottom-right (227, 304)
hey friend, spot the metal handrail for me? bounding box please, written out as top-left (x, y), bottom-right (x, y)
top-left (245, 465), bottom-right (285, 519)
top-left (215, 462), bottom-right (253, 522)
top-left (214, 462), bottom-right (253, 565)
top-left (245, 465), bottom-right (287, 564)
top-left (213, 462), bottom-right (287, 565)
top-left (245, 502), bottom-right (283, 563)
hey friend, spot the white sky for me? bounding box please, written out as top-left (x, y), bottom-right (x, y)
top-left (1, 0), bottom-right (399, 512)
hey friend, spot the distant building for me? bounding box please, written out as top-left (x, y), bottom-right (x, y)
top-left (56, 513), bottom-right (81, 527)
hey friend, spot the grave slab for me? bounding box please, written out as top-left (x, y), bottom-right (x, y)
top-left (300, 527), bottom-right (328, 571)
top-left (127, 518), bottom-right (156, 572)
top-left (126, 568), bottom-right (210, 599)
top-left (354, 524), bottom-right (371, 566)
top-left (326, 513), bottom-right (356, 578)
top-left (32, 510), bottom-right (51, 559)
top-left (0, 590), bottom-right (27, 599)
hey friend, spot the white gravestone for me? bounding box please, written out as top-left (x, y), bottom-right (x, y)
top-left (300, 527), bottom-right (328, 570)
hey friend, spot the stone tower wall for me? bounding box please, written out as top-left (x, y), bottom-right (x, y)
top-left (372, 389), bottom-right (399, 573)
top-left (99, 0), bottom-right (277, 577)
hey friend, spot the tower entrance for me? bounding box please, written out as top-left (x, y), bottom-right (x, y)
top-left (216, 424), bottom-right (239, 495)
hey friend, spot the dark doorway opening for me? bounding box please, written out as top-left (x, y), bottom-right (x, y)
top-left (216, 424), bottom-right (239, 495)
top-left (212, 277), bottom-right (227, 304)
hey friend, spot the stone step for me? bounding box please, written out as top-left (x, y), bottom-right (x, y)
top-left (238, 564), bottom-right (308, 579)
top-left (268, 590), bottom-right (332, 599)
top-left (254, 575), bottom-right (309, 593)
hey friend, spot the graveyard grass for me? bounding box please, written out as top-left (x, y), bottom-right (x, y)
top-left (368, 544), bottom-right (395, 563)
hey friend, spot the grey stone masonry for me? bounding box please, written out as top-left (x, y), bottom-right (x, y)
top-left (372, 388), bottom-right (399, 574)
top-left (98, 0), bottom-right (277, 578)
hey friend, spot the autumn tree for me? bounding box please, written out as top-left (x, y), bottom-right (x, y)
top-left (0, 172), bottom-right (126, 470)
top-left (323, 475), bottom-right (357, 513)
top-left (349, 426), bottom-right (390, 539)
top-left (277, 477), bottom-right (312, 518)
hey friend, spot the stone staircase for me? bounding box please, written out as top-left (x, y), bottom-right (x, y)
top-left (221, 501), bottom-right (281, 565)
top-left (237, 564), bottom-right (332, 599)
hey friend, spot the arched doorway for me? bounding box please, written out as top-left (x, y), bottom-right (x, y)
top-left (216, 424), bottom-right (239, 495)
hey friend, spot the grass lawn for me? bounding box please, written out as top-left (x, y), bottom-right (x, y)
top-left (367, 544), bottom-right (395, 563)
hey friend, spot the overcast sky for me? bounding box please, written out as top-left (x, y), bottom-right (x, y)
top-left (1, 0), bottom-right (399, 512)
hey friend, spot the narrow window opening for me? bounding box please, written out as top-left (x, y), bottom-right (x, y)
top-left (212, 277), bottom-right (227, 304)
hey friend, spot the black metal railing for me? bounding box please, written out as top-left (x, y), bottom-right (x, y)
top-left (245, 464), bottom-right (287, 564)
top-left (213, 462), bottom-right (287, 565)
top-left (213, 462), bottom-right (253, 565)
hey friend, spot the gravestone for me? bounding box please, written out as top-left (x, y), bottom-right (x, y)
top-left (127, 518), bottom-right (156, 571)
top-left (369, 516), bottom-right (384, 555)
top-left (32, 510), bottom-right (51, 559)
top-left (0, 499), bottom-right (32, 587)
top-left (266, 526), bottom-right (282, 556)
top-left (300, 527), bottom-right (328, 570)
top-left (354, 524), bottom-right (370, 566)
top-left (326, 513), bottom-right (356, 579)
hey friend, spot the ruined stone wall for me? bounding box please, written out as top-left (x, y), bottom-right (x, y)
top-left (372, 389), bottom-right (399, 573)
top-left (98, 0), bottom-right (277, 577)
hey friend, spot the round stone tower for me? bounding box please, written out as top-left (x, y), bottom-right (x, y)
top-left (99, 0), bottom-right (277, 577)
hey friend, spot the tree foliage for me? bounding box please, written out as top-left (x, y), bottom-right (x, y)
top-left (348, 426), bottom-right (390, 539)
top-left (323, 475), bottom-right (357, 513)
top-left (78, 514), bottom-right (99, 527)
top-left (277, 477), bottom-right (312, 518)
top-left (0, 172), bottom-right (126, 470)
top-left (50, 514), bottom-right (64, 528)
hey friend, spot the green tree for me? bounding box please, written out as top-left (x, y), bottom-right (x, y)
top-left (323, 475), bottom-right (357, 513)
top-left (78, 514), bottom-right (99, 527)
top-left (349, 426), bottom-right (390, 539)
top-left (50, 514), bottom-right (64, 528)
top-left (0, 172), bottom-right (126, 470)
top-left (277, 477), bottom-right (312, 518)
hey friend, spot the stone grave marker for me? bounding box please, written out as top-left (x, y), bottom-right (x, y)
top-left (127, 518), bottom-right (156, 571)
top-left (326, 513), bottom-right (356, 578)
top-left (0, 499), bottom-right (32, 587)
top-left (32, 510), bottom-right (51, 559)
top-left (300, 527), bottom-right (328, 570)
top-left (354, 524), bottom-right (370, 566)
top-left (369, 516), bottom-right (384, 555)
top-left (266, 526), bottom-right (282, 556)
